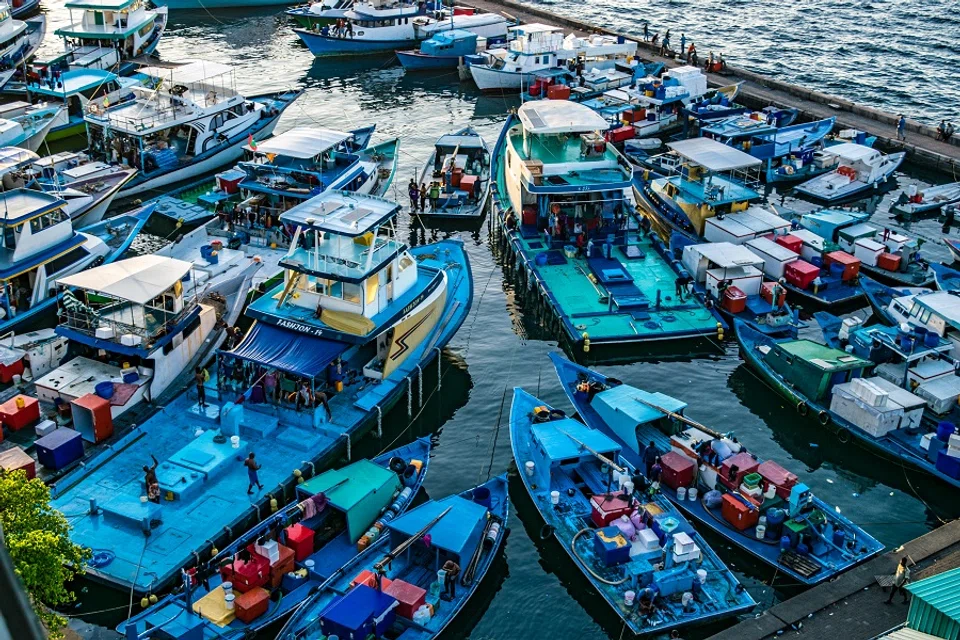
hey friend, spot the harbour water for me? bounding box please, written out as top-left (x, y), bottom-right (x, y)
top-left (39, 4), bottom-right (960, 639)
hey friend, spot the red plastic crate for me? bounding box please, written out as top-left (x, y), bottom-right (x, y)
top-left (877, 252), bottom-right (901, 271)
top-left (285, 523), bottom-right (314, 561)
top-left (459, 174), bottom-right (478, 196)
top-left (722, 493), bottom-right (759, 531)
top-left (351, 569), bottom-right (393, 590)
top-left (604, 126), bottom-right (636, 143)
top-left (220, 552), bottom-right (269, 593)
top-left (547, 84), bottom-right (570, 100)
top-left (722, 286), bottom-right (747, 314)
top-left (0, 395), bottom-right (39, 431)
top-left (660, 451), bottom-right (696, 490)
top-left (589, 494), bottom-right (632, 528)
top-left (784, 259), bottom-right (820, 289)
top-left (384, 579), bottom-right (427, 619)
top-left (0, 358), bottom-right (23, 384)
top-left (775, 234), bottom-right (803, 254)
top-left (235, 587), bottom-right (270, 623)
top-left (267, 543), bottom-right (295, 588)
top-left (824, 251), bottom-right (860, 281)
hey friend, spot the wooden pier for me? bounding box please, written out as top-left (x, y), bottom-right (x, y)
top-left (707, 519), bottom-right (960, 640)
top-left (465, 0), bottom-right (960, 176)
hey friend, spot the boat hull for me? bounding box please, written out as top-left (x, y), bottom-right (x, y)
top-left (294, 28), bottom-right (416, 56)
top-left (397, 50), bottom-right (462, 70)
top-left (153, 0), bottom-right (295, 8)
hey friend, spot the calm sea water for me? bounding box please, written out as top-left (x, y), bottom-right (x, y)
top-left (39, 4), bottom-right (960, 639)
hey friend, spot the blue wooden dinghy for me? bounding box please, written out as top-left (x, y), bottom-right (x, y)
top-left (119, 438), bottom-right (432, 639)
top-left (550, 353), bottom-right (884, 586)
top-left (510, 388), bottom-right (755, 636)
top-left (276, 475), bottom-right (509, 639)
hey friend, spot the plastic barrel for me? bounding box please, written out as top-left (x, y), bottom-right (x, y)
top-left (937, 422), bottom-right (956, 442)
top-left (832, 528), bottom-right (846, 548)
top-left (925, 332), bottom-right (940, 348)
top-left (780, 535), bottom-right (793, 551)
top-left (95, 381), bottom-right (114, 399)
top-left (473, 486), bottom-right (492, 508)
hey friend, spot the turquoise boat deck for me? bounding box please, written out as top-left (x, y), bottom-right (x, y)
top-left (665, 174), bottom-right (760, 207)
top-left (514, 230), bottom-right (722, 344)
top-left (508, 132), bottom-right (631, 188)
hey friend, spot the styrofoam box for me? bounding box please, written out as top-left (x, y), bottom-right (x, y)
top-left (921, 432), bottom-right (934, 450)
top-left (637, 528), bottom-right (660, 552)
top-left (916, 376), bottom-right (960, 415)
top-left (948, 444), bottom-right (960, 459)
top-left (869, 377), bottom-right (926, 430)
top-left (745, 237), bottom-right (799, 280)
top-left (949, 433), bottom-right (960, 448)
top-left (95, 326), bottom-right (115, 339)
top-left (854, 238), bottom-right (885, 267)
top-left (830, 384), bottom-right (904, 437)
top-left (706, 266), bottom-right (763, 298)
top-left (120, 334), bottom-right (143, 347)
top-left (850, 377), bottom-right (888, 408)
top-left (35, 419), bottom-right (57, 437)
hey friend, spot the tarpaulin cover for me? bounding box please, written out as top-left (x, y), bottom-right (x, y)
top-left (226, 322), bottom-right (345, 378)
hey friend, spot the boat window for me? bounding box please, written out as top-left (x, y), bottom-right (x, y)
top-left (182, 312), bottom-right (202, 340)
top-left (892, 303), bottom-right (907, 316)
top-left (909, 305), bottom-right (920, 317)
top-left (920, 309), bottom-right (932, 323)
top-left (3, 225), bottom-right (17, 250)
top-left (398, 254), bottom-right (414, 271)
top-left (29, 208), bottom-right (68, 234)
top-left (343, 283), bottom-right (362, 304)
top-left (44, 246), bottom-right (90, 277)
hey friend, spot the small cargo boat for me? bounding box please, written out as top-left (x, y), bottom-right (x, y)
top-left (510, 387), bottom-right (755, 635)
top-left (415, 127), bottom-right (489, 220)
top-left (276, 475), bottom-right (508, 639)
top-left (551, 353), bottom-right (884, 586)
top-left (794, 143), bottom-right (904, 203)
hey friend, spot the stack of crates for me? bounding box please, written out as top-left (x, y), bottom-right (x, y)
top-left (740, 472), bottom-right (763, 498)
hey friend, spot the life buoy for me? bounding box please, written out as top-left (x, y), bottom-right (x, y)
top-left (837, 427), bottom-right (851, 444)
top-left (796, 401), bottom-right (809, 416)
top-left (540, 524), bottom-right (555, 540)
top-left (818, 410), bottom-right (830, 426)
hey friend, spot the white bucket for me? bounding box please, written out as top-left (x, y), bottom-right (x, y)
top-left (681, 592), bottom-right (694, 607)
top-left (550, 490), bottom-right (560, 505)
top-left (624, 590), bottom-right (636, 606)
top-left (758, 515), bottom-right (767, 528)
top-left (224, 594), bottom-right (235, 610)
top-left (221, 582), bottom-right (233, 596)
top-left (756, 524), bottom-right (767, 540)
top-left (140, 495), bottom-right (148, 503)
top-left (677, 487), bottom-right (687, 500)
top-left (230, 435), bottom-right (240, 449)
top-left (305, 559), bottom-right (315, 569)
top-left (688, 487), bottom-right (698, 502)
top-left (697, 569), bottom-right (707, 584)
top-left (525, 461), bottom-right (535, 477)
top-left (623, 480), bottom-right (634, 495)
top-left (764, 484), bottom-right (777, 499)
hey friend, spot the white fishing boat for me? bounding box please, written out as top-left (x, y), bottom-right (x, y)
top-left (52, 0), bottom-right (167, 74)
top-left (468, 24), bottom-right (637, 92)
top-left (893, 181), bottom-right (960, 216)
top-left (0, 102), bottom-right (65, 152)
top-left (794, 143), bottom-right (904, 202)
top-left (0, 4), bottom-right (45, 90)
top-left (288, 0), bottom-right (409, 30)
top-left (36, 255), bottom-right (228, 418)
top-left (81, 61), bottom-right (302, 197)
top-left (600, 65), bottom-right (710, 138)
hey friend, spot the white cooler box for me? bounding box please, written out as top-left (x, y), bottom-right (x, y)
top-left (916, 376), bottom-right (960, 415)
top-left (868, 377), bottom-right (926, 430)
top-left (830, 383), bottom-right (904, 437)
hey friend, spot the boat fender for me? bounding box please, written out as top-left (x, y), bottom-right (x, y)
top-left (583, 332), bottom-right (590, 353)
top-left (796, 401), bottom-right (809, 417)
top-left (837, 427), bottom-right (851, 443)
top-left (149, 594), bottom-right (158, 605)
top-left (140, 597), bottom-right (149, 609)
top-left (818, 410), bottom-right (830, 426)
top-left (540, 524), bottom-right (555, 540)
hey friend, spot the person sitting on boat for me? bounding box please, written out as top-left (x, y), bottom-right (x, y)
top-left (505, 211), bottom-right (518, 231)
top-left (575, 232), bottom-right (587, 257)
top-left (643, 441), bottom-right (659, 478)
top-left (144, 455), bottom-right (161, 504)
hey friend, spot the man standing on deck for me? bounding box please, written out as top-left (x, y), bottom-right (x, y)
top-left (441, 559), bottom-right (460, 601)
top-left (643, 441), bottom-right (659, 478)
top-left (897, 115), bottom-right (907, 142)
top-left (245, 452), bottom-right (264, 495)
top-left (408, 179), bottom-right (419, 212)
top-left (195, 366), bottom-right (207, 410)
top-left (885, 557), bottom-right (912, 604)
top-left (642, 22), bottom-right (649, 41)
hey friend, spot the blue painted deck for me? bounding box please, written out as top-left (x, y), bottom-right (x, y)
top-left (551, 354), bottom-right (885, 586)
top-left (52, 240), bottom-right (473, 595)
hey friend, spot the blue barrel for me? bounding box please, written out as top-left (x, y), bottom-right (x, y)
top-left (832, 528), bottom-right (846, 548)
top-left (472, 486), bottom-right (492, 508)
top-left (796, 543), bottom-right (809, 556)
top-left (913, 326), bottom-right (928, 342)
top-left (937, 421), bottom-right (956, 442)
top-left (925, 331), bottom-right (940, 348)
top-left (535, 252), bottom-right (548, 266)
top-left (780, 535), bottom-right (793, 551)
top-left (765, 508), bottom-right (786, 540)
top-left (811, 255), bottom-right (823, 267)
top-left (95, 381), bottom-right (114, 400)
top-left (200, 244), bottom-right (213, 260)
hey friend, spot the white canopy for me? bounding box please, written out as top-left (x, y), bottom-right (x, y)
top-left (825, 143), bottom-right (879, 163)
top-left (248, 127), bottom-right (351, 159)
top-left (58, 255), bottom-right (193, 305)
top-left (518, 101), bottom-right (608, 135)
top-left (138, 61), bottom-right (234, 86)
top-left (509, 23), bottom-right (561, 34)
top-left (667, 138), bottom-right (762, 171)
top-left (689, 242), bottom-right (763, 268)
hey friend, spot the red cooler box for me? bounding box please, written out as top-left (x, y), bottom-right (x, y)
top-left (71, 394), bottom-right (113, 443)
top-left (0, 446), bottom-right (35, 479)
top-left (761, 281), bottom-right (787, 307)
top-left (604, 126), bottom-right (635, 143)
top-left (722, 493), bottom-right (760, 531)
top-left (719, 452), bottom-right (759, 489)
top-left (384, 579), bottom-right (427, 619)
top-left (459, 174), bottom-right (478, 197)
top-left (284, 523), bottom-right (315, 561)
top-left (0, 357), bottom-right (23, 383)
top-left (722, 286), bottom-right (747, 313)
top-left (547, 84), bottom-right (570, 100)
top-left (784, 260), bottom-right (820, 289)
top-left (590, 494), bottom-right (632, 527)
top-left (267, 543), bottom-right (295, 588)
top-left (660, 451), bottom-right (696, 490)
top-left (235, 587), bottom-right (270, 623)
top-left (775, 234), bottom-right (803, 254)
top-left (877, 252), bottom-right (902, 271)
top-left (757, 460), bottom-right (798, 499)
top-left (220, 553), bottom-right (269, 593)
top-left (824, 251), bottom-right (860, 281)
top-left (0, 395), bottom-right (40, 431)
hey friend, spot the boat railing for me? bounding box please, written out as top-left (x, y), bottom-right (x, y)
top-left (85, 86), bottom-right (212, 131)
top-left (59, 304), bottom-right (195, 343)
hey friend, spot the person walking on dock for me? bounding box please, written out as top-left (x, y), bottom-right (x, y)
top-left (144, 455), bottom-right (160, 503)
top-left (195, 366), bottom-right (207, 410)
top-left (642, 21), bottom-right (649, 41)
top-left (897, 115), bottom-right (907, 142)
top-left (245, 452), bottom-right (264, 495)
top-left (680, 34), bottom-right (686, 56)
top-left (885, 557), bottom-right (912, 604)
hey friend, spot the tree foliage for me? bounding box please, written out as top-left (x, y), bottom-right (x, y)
top-left (0, 469), bottom-right (91, 637)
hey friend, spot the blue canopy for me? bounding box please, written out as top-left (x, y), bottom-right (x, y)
top-left (388, 495), bottom-right (487, 556)
top-left (225, 322), bottom-right (345, 378)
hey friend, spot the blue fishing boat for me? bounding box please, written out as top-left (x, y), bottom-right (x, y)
top-left (794, 144), bottom-right (904, 203)
top-left (50, 189), bottom-right (472, 596)
top-left (416, 127), bottom-right (489, 220)
top-left (683, 82), bottom-right (747, 122)
top-left (82, 61), bottom-right (303, 198)
top-left (9, 0), bottom-right (39, 19)
top-left (930, 262), bottom-right (960, 290)
top-left (52, 0), bottom-right (167, 76)
top-left (397, 29), bottom-right (481, 71)
top-left (276, 475), bottom-right (508, 639)
top-left (491, 101), bottom-right (726, 359)
top-left (293, 6), bottom-right (508, 57)
top-left (510, 388), bottom-right (755, 634)
top-left (766, 129), bottom-right (876, 184)
top-left (288, 0), bottom-right (423, 31)
top-left (859, 275), bottom-right (934, 328)
top-left (119, 438), bottom-right (431, 640)
top-left (551, 354), bottom-right (885, 585)
top-left (892, 182), bottom-right (960, 217)
top-left (0, 189), bottom-right (152, 335)
top-left (734, 318), bottom-right (960, 490)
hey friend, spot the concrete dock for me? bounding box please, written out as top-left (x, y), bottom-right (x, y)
top-left (707, 519), bottom-right (960, 640)
top-left (465, 0), bottom-right (960, 176)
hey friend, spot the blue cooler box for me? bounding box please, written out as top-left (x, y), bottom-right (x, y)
top-left (593, 526), bottom-right (631, 567)
top-left (35, 428), bottom-right (83, 470)
top-left (320, 584), bottom-right (397, 639)
top-left (936, 450), bottom-right (960, 480)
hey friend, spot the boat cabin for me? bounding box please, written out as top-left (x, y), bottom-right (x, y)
top-left (55, 0), bottom-right (164, 70)
top-left (589, 383), bottom-right (688, 456)
top-left (504, 101), bottom-right (633, 236)
top-left (0, 3), bottom-right (27, 55)
top-left (84, 61), bottom-right (259, 176)
top-left (418, 28), bottom-right (479, 57)
top-left (653, 137), bottom-right (763, 236)
top-left (890, 291), bottom-right (960, 349)
top-left (26, 68), bottom-right (141, 131)
top-left (526, 416), bottom-right (623, 491)
top-left (760, 339), bottom-right (871, 403)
